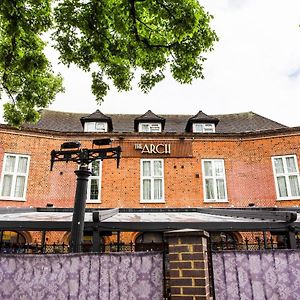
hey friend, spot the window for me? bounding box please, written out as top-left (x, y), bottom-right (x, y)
top-left (193, 123), bottom-right (215, 133)
top-left (202, 159), bottom-right (227, 202)
top-left (135, 232), bottom-right (163, 243)
top-left (272, 155), bottom-right (300, 200)
top-left (1, 231), bottom-right (26, 245)
top-left (84, 122), bottom-right (108, 132)
top-left (210, 232), bottom-right (238, 250)
top-left (0, 154), bottom-right (30, 200)
top-left (87, 160), bottom-right (102, 203)
top-left (141, 159), bottom-right (164, 202)
top-left (81, 231), bottom-right (105, 252)
top-left (139, 123), bottom-right (162, 133)
top-left (135, 232), bottom-right (164, 251)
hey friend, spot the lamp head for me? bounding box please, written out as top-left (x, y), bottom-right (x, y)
top-left (93, 138), bottom-right (112, 146)
top-left (61, 141), bottom-right (81, 149)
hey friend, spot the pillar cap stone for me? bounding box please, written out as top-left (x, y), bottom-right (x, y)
top-left (164, 229), bottom-right (209, 238)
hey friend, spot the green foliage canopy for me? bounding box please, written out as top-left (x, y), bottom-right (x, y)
top-left (0, 0), bottom-right (218, 126)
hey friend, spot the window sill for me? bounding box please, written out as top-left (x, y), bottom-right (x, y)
top-left (86, 201), bottom-right (101, 204)
top-left (193, 131), bottom-right (216, 134)
top-left (276, 197), bottom-right (300, 201)
top-left (138, 131), bottom-right (162, 133)
top-left (140, 200), bottom-right (165, 204)
top-left (0, 197), bottom-right (26, 202)
top-left (204, 200), bottom-right (228, 203)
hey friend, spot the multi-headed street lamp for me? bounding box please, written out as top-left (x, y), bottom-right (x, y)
top-left (50, 139), bottom-right (121, 252)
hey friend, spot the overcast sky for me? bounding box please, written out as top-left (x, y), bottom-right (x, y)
top-left (2, 0), bottom-right (300, 126)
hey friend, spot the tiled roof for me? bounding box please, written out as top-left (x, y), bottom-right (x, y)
top-left (23, 110), bottom-right (288, 134)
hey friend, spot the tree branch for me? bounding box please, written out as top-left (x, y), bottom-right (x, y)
top-left (128, 0), bottom-right (178, 49)
top-left (136, 17), bottom-right (155, 32)
top-left (129, 0), bottom-right (141, 42)
top-left (2, 82), bottom-right (16, 105)
top-left (154, 0), bottom-right (176, 20)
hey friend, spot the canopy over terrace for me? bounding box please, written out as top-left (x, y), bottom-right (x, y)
top-left (0, 207), bottom-right (299, 232)
top-left (0, 207), bottom-right (299, 249)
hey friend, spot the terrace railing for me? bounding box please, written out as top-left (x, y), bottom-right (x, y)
top-left (210, 236), bottom-right (299, 251)
top-left (0, 241), bottom-right (168, 254)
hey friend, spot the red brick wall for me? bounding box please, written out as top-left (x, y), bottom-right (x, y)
top-left (0, 128), bottom-right (299, 209)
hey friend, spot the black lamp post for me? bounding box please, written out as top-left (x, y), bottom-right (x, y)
top-left (50, 139), bottom-right (121, 253)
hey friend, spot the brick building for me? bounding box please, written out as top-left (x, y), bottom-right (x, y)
top-left (0, 109), bottom-right (299, 244)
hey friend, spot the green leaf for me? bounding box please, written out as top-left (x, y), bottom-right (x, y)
top-left (0, 0), bottom-right (218, 126)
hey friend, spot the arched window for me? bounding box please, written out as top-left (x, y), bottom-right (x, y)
top-left (0, 231), bottom-right (26, 246)
top-left (210, 232), bottom-right (238, 250)
top-left (210, 232), bottom-right (236, 243)
top-left (67, 231), bottom-right (105, 252)
top-left (79, 232), bottom-right (105, 252)
top-left (0, 231), bottom-right (26, 253)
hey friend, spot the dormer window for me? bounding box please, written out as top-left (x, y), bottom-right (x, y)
top-left (139, 123), bottom-right (162, 133)
top-left (134, 110), bottom-right (165, 133)
top-left (186, 111), bottom-right (219, 133)
top-left (84, 122), bottom-right (108, 132)
top-left (80, 110), bottom-right (113, 133)
top-left (193, 123), bottom-right (215, 133)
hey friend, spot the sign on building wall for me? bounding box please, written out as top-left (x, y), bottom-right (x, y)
top-left (134, 143), bottom-right (171, 154)
top-left (119, 141), bottom-right (193, 158)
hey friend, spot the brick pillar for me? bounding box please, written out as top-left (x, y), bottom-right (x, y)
top-left (165, 229), bottom-right (210, 300)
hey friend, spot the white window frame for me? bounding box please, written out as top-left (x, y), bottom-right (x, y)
top-left (138, 123), bottom-right (162, 133)
top-left (84, 122), bottom-right (108, 132)
top-left (140, 159), bottom-right (165, 203)
top-left (0, 153), bottom-right (30, 201)
top-left (272, 155), bottom-right (300, 200)
top-left (202, 159), bottom-right (228, 202)
top-left (193, 123), bottom-right (215, 133)
top-left (86, 160), bottom-right (102, 203)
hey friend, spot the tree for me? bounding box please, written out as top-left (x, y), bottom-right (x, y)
top-left (0, 0), bottom-right (218, 126)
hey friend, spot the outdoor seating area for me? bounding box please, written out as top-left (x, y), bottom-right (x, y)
top-left (0, 206), bottom-right (299, 299)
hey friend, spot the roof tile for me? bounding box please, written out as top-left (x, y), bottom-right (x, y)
top-left (23, 110), bottom-right (288, 134)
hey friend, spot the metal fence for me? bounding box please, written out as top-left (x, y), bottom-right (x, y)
top-left (211, 235), bottom-right (300, 251)
top-left (0, 241), bottom-right (168, 254)
top-left (0, 242), bottom-right (69, 254)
